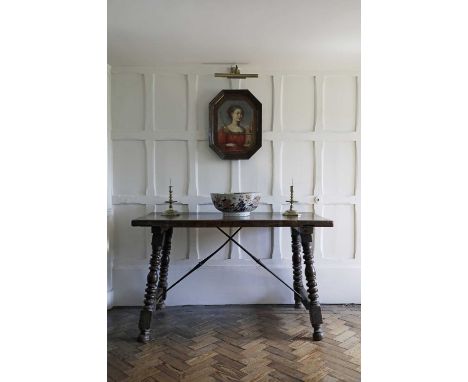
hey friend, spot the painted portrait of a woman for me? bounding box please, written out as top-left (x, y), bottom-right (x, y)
top-left (217, 104), bottom-right (254, 153)
top-left (209, 89), bottom-right (262, 160)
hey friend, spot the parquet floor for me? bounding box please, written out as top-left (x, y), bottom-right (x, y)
top-left (108, 305), bottom-right (360, 382)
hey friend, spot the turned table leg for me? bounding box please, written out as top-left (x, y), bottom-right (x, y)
top-left (156, 227), bottom-right (173, 310)
top-left (299, 226), bottom-right (323, 341)
top-left (291, 228), bottom-right (305, 309)
top-left (137, 226), bottom-right (164, 343)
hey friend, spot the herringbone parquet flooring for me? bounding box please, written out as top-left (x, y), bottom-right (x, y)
top-left (108, 305), bottom-right (360, 382)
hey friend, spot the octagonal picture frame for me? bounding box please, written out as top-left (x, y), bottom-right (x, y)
top-left (209, 89), bottom-right (262, 160)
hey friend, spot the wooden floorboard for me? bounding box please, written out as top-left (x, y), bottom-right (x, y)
top-left (108, 305), bottom-right (360, 382)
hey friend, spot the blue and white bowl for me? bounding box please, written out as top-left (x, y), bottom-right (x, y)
top-left (210, 192), bottom-right (261, 217)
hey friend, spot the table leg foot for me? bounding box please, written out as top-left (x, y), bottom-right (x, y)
top-left (309, 304), bottom-right (323, 341)
top-left (313, 325), bottom-right (324, 341)
top-left (137, 331), bottom-right (151, 343)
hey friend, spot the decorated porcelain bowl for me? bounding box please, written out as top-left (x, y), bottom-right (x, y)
top-left (210, 192), bottom-right (261, 217)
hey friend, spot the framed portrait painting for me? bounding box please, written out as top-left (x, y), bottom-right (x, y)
top-left (209, 89), bottom-right (262, 160)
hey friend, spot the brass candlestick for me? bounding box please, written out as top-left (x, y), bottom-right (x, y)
top-left (283, 184), bottom-right (301, 217)
top-left (162, 184), bottom-right (180, 217)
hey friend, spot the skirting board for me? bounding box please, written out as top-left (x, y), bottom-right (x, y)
top-left (113, 265), bottom-right (360, 306)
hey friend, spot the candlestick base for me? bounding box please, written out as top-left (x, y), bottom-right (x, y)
top-left (283, 209), bottom-right (301, 217)
top-left (162, 208), bottom-right (180, 217)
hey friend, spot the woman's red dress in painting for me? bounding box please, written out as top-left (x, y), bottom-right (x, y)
top-left (217, 126), bottom-right (248, 152)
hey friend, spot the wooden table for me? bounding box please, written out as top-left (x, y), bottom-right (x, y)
top-left (131, 212), bottom-right (333, 343)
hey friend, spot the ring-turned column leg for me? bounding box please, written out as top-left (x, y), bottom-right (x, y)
top-left (291, 228), bottom-right (304, 309)
top-left (299, 226), bottom-right (323, 341)
top-left (156, 227), bottom-right (173, 310)
top-left (137, 226), bottom-right (164, 343)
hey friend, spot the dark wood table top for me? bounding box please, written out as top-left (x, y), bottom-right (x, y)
top-left (131, 212), bottom-right (333, 228)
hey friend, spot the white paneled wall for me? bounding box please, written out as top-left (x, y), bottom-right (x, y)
top-left (110, 66), bottom-right (360, 305)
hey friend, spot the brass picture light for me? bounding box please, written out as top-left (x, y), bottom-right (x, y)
top-left (214, 65), bottom-right (258, 79)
